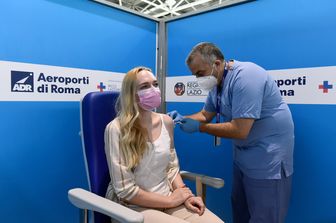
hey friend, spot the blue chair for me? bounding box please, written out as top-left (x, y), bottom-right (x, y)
top-left (68, 91), bottom-right (224, 223)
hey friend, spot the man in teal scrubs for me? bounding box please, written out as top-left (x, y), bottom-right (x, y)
top-left (168, 42), bottom-right (294, 223)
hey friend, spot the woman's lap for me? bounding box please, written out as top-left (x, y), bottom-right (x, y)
top-left (132, 205), bottom-right (224, 223)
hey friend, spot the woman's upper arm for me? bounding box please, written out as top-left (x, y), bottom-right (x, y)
top-left (162, 114), bottom-right (180, 182)
top-left (162, 114), bottom-right (175, 148)
top-left (104, 120), bottom-right (139, 201)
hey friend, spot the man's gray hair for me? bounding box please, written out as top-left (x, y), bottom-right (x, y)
top-left (186, 42), bottom-right (224, 65)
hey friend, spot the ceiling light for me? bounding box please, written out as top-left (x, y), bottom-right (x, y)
top-left (165, 0), bottom-right (176, 7)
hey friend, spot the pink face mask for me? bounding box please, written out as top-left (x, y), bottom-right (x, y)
top-left (137, 87), bottom-right (161, 111)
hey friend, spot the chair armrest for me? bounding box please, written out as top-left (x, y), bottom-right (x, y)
top-left (180, 170), bottom-right (224, 203)
top-left (180, 170), bottom-right (224, 189)
top-left (68, 188), bottom-right (144, 223)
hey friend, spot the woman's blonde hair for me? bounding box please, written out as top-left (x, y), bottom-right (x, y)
top-left (117, 66), bottom-right (152, 170)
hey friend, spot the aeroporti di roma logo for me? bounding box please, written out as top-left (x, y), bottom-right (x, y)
top-left (11, 70), bottom-right (34, 92)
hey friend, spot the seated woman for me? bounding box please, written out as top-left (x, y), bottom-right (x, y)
top-left (104, 66), bottom-right (224, 223)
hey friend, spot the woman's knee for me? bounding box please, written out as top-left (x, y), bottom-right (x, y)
top-left (185, 208), bottom-right (224, 223)
top-left (141, 208), bottom-right (188, 223)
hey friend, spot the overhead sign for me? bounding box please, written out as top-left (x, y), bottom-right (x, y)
top-left (0, 60), bottom-right (124, 101)
top-left (166, 66), bottom-right (336, 104)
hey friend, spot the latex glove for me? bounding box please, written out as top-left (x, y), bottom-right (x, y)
top-left (180, 118), bottom-right (200, 133)
top-left (167, 110), bottom-right (184, 124)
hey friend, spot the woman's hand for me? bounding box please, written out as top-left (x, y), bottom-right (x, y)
top-left (184, 196), bottom-right (205, 216)
top-left (169, 187), bottom-right (193, 208)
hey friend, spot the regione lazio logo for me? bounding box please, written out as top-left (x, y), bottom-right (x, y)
top-left (174, 82), bottom-right (185, 96)
top-left (318, 80), bottom-right (333, 93)
top-left (11, 71), bottom-right (34, 92)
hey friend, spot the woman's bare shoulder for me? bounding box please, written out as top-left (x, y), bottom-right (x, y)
top-left (160, 113), bottom-right (174, 131)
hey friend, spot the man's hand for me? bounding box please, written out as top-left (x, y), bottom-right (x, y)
top-left (180, 118), bottom-right (200, 133)
top-left (167, 110), bottom-right (184, 124)
top-left (184, 196), bottom-right (205, 215)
